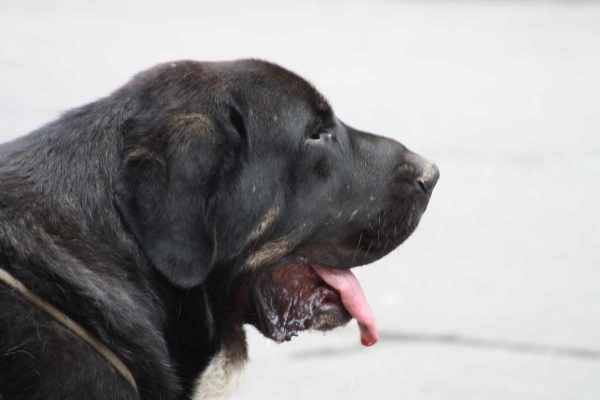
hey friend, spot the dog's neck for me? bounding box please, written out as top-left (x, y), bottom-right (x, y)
top-left (0, 102), bottom-right (246, 398)
top-left (1, 101), bottom-right (124, 223)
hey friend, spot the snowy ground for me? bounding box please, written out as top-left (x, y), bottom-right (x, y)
top-left (1, 1), bottom-right (599, 398)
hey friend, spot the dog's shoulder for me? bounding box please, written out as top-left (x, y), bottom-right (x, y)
top-left (0, 281), bottom-right (139, 400)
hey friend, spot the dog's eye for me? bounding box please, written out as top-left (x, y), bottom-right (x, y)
top-left (309, 130), bottom-right (333, 141)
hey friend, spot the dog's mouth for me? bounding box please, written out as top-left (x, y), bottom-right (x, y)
top-left (246, 263), bottom-right (378, 347)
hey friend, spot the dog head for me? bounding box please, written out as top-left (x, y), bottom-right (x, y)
top-left (114, 59), bottom-right (439, 345)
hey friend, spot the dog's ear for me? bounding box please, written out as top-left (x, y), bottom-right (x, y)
top-left (114, 108), bottom-right (246, 288)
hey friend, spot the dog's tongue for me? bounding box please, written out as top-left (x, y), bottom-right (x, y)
top-left (311, 265), bottom-right (378, 346)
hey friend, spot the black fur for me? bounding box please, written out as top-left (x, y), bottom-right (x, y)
top-left (0, 60), bottom-right (438, 400)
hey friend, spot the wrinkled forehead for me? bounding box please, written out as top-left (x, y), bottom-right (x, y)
top-left (221, 59), bottom-right (332, 116)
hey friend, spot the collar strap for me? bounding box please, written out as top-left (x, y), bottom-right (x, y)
top-left (0, 268), bottom-right (138, 393)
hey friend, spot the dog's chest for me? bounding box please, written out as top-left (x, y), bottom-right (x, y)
top-left (191, 346), bottom-right (247, 400)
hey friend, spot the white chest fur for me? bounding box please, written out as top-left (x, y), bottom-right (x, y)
top-left (192, 334), bottom-right (248, 400)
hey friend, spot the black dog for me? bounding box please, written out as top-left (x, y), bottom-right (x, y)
top-left (0, 60), bottom-right (439, 400)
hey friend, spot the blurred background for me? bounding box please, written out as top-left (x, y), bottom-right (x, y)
top-left (1, 0), bottom-right (599, 398)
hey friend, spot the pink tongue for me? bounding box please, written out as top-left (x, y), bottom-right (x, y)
top-left (311, 265), bottom-right (378, 346)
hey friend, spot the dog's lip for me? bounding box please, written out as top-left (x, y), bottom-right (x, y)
top-left (249, 259), bottom-right (378, 347)
top-left (310, 264), bottom-right (378, 346)
top-left (250, 263), bottom-right (344, 342)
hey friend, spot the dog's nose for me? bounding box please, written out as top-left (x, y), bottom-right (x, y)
top-left (416, 162), bottom-right (439, 193)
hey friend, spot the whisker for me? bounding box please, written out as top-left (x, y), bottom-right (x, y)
top-left (363, 240), bottom-right (374, 262)
top-left (351, 233), bottom-right (363, 266)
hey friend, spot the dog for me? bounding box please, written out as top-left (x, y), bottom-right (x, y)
top-left (0, 59), bottom-right (439, 400)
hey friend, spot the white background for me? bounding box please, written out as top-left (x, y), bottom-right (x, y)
top-left (1, 1), bottom-right (599, 398)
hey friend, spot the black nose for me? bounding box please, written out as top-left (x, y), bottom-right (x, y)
top-left (416, 162), bottom-right (440, 193)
